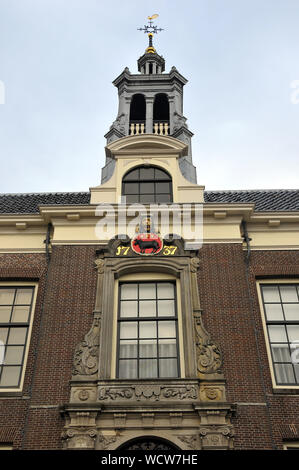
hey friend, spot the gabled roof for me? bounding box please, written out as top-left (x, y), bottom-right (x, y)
top-left (0, 189), bottom-right (298, 214)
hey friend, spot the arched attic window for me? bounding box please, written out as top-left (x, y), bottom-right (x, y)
top-left (122, 166), bottom-right (173, 203)
top-left (153, 93), bottom-right (169, 135)
top-left (129, 94), bottom-right (146, 135)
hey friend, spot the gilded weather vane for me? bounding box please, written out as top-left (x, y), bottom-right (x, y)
top-left (138, 14), bottom-right (164, 53)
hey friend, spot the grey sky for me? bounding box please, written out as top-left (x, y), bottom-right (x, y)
top-left (0, 0), bottom-right (299, 193)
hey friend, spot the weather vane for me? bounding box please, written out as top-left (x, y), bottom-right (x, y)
top-left (138, 14), bottom-right (164, 53)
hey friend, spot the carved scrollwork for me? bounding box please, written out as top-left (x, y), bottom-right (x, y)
top-left (177, 435), bottom-right (199, 450)
top-left (72, 316), bottom-right (101, 376)
top-left (98, 434), bottom-right (118, 450)
top-left (98, 384), bottom-right (198, 402)
top-left (162, 386), bottom-right (197, 400)
top-left (98, 387), bottom-right (134, 401)
top-left (190, 256), bottom-right (200, 273)
top-left (194, 312), bottom-right (222, 375)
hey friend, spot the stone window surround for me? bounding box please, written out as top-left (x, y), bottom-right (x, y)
top-left (97, 254), bottom-right (197, 379)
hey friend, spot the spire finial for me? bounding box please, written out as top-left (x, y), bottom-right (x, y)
top-left (137, 14), bottom-right (164, 54)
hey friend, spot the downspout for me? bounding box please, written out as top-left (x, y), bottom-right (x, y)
top-left (21, 222), bottom-right (53, 448)
top-left (241, 220), bottom-right (277, 450)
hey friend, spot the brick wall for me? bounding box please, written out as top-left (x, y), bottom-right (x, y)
top-left (198, 244), bottom-right (299, 449)
top-left (0, 245), bottom-right (298, 449)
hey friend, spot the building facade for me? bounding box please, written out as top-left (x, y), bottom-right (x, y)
top-left (0, 33), bottom-right (299, 451)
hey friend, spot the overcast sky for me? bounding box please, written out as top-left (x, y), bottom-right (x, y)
top-left (0, 0), bottom-right (299, 193)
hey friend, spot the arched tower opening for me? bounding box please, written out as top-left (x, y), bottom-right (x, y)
top-left (153, 93), bottom-right (169, 135)
top-left (129, 94), bottom-right (146, 135)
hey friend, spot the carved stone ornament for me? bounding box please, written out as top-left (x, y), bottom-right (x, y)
top-left (199, 425), bottom-right (234, 449)
top-left (110, 112), bottom-right (126, 134)
top-left (199, 385), bottom-right (224, 402)
top-left (72, 315), bottom-right (101, 376)
top-left (98, 434), bottom-right (118, 450)
top-left (177, 435), bottom-right (199, 450)
top-left (61, 428), bottom-right (97, 449)
top-left (194, 312), bottom-right (222, 375)
top-left (98, 384), bottom-right (198, 402)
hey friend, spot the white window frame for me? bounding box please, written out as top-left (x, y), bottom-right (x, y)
top-left (257, 279), bottom-right (299, 390)
top-left (111, 273), bottom-right (185, 379)
top-left (0, 282), bottom-right (38, 393)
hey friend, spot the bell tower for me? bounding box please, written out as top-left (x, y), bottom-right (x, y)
top-left (102, 15), bottom-right (197, 184)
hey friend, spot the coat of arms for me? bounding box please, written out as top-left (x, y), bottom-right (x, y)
top-left (131, 216), bottom-right (163, 255)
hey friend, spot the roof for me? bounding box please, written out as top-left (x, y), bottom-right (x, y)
top-left (204, 189), bottom-right (299, 212)
top-left (0, 189), bottom-right (298, 214)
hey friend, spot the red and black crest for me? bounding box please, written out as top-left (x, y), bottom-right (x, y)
top-left (131, 233), bottom-right (163, 255)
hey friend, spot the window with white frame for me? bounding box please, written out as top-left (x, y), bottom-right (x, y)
top-left (117, 281), bottom-right (180, 379)
top-left (0, 286), bottom-right (35, 388)
top-left (260, 283), bottom-right (299, 386)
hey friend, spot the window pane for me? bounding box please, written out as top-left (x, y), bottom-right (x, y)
top-left (8, 328), bottom-right (27, 345)
top-left (123, 169), bottom-right (139, 180)
top-left (264, 304), bottom-right (284, 321)
top-left (159, 359), bottom-right (178, 378)
top-left (284, 304), bottom-right (299, 321)
top-left (0, 289), bottom-right (15, 305)
top-left (123, 182), bottom-right (139, 195)
top-left (290, 343), bottom-right (299, 364)
top-left (139, 359), bottom-right (157, 378)
top-left (139, 301), bottom-right (156, 317)
top-left (118, 360), bottom-right (137, 379)
top-left (120, 322), bottom-right (138, 339)
top-left (287, 325), bottom-right (299, 343)
top-left (158, 321), bottom-right (176, 338)
top-left (11, 306), bottom-right (30, 323)
top-left (140, 194), bottom-right (155, 204)
top-left (139, 283), bottom-right (156, 299)
top-left (268, 325), bottom-right (287, 343)
top-left (156, 182), bottom-right (170, 194)
top-left (157, 283), bottom-right (174, 299)
top-left (156, 194), bottom-right (171, 203)
top-left (15, 289), bottom-right (33, 305)
top-left (0, 306), bottom-right (12, 323)
top-left (0, 366), bottom-right (21, 387)
top-left (121, 284), bottom-right (138, 300)
top-left (140, 182), bottom-right (154, 194)
top-left (4, 346), bottom-right (24, 365)
top-left (262, 286), bottom-right (280, 302)
top-left (139, 340), bottom-right (157, 358)
top-left (0, 328), bottom-right (8, 344)
top-left (280, 286), bottom-right (298, 303)
top-left (158, 300), bottom-right (175, 317)
top-left (120, 301), bottom-right (138, 318)
top-left (271, 344), bottom-right (291, 362)
top-left (159, 339), bottom-right (177, 357)
top-left (139, 321), bottom-right (156, 338)
top-left (140, 168), bottom-right (154, 179)
top-left (155, 169), bottom-right (170, 180)
top-left (294, 364), bottom-right (299, 383)
top-left (125, 194), bottom-right (138, 203)
top-left (119, 340), bottom-right (137, 358)
top-left (274, 363), bottom-right (295, 384)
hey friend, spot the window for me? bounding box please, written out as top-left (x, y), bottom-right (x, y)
top-left (122, 166), bottom-right (173, 204)
top-left (117, 281), bottom-right (179, 379)
top-left (260, 283), bottom-right (299, 386)
top-left (0, 286), bottom-right (36, 389)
